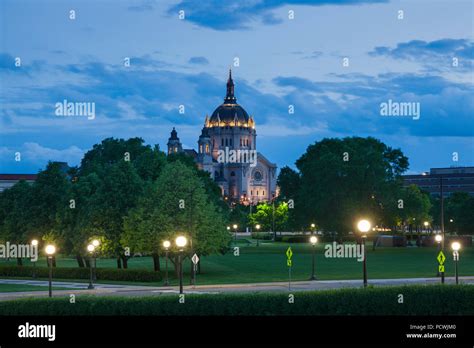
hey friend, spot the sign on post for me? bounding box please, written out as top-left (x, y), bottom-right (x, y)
top-left (437, 251), bottom-right (446, 265)
top-left (286, 247), bottom-right (293, 290)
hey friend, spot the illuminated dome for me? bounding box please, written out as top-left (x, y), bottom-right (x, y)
top-left (208, 70), bottom-right (253, 127)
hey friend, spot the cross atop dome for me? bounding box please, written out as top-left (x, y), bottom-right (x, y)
top-left (225, 69), bottom-right (236, 104)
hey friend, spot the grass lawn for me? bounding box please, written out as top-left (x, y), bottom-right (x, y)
top-left (1, 240), bottom-right (472, 285)
top-left (0, 283), bottom-right (75, 293)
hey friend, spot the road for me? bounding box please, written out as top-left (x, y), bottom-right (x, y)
top-left (0, 276), bottom-right (473, 301)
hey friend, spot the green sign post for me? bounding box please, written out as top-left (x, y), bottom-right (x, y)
top-left (286, 247), bottom-right (293, 290)
top-left (437, 251), bottom-right (446, 282)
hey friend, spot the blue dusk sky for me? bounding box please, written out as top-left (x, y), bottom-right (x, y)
top-left (0, 0), bottom-right (473, 174)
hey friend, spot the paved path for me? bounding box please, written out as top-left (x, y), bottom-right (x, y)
top-left (0, 276), bottom-right (472, 301)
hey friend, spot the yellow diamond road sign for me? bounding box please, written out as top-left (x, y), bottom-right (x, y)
top-left (286, 247), bottom-right (293, 260)
top-left (437, 251), bottom-right (446, 265)
top-left (439, 265), bottom-right (445, 273)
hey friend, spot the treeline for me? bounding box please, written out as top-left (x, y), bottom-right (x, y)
top-left (274, 137), bottom-right (473, 236)
top-left (0, 138), bottom-right (231, 270)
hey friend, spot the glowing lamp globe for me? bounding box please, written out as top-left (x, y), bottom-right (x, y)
top-left (357, 220), bottom-right (371, 233)
top-left (45, 245), bottom-right (56, 255)
top-left (451, 242), bottom-right (461, 252)
top-left (176, 236), bottom-right (188, 248)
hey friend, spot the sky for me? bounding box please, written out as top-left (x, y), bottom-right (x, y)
top-left (0, 0), bottom-right (473, 174)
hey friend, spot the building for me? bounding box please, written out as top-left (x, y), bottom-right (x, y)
top-left (403, 166), bottom-right (474, 197)
top-left (167, 70), bottom-right (278, 204)
top-left (0, 162), bottom-right (70, 193)
top-left (0, 174), bottom-right (37, 192)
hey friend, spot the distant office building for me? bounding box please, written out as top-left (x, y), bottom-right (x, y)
top-left (0, 162), bottom-right (70, 193)
top-left (403, 167), bottom-right (474, 197)
top-left (0, 174), bottom-right (37, 192)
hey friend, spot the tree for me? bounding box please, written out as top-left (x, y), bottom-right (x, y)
top-left (282, 137), bottom-right (409, 236)
top-left (249, 202), bottom-right (289, 235)
top-left (0, 181), bottom-right (34, 265)
top-left (122, 161), bottom-right (230, 277)
top-left (445, 192), bottom-right (474, 234)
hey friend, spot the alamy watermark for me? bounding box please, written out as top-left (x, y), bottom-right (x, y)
top-left (217, 147), bottom-right (257, 167)
top-left (380, 99), bottom-right (420, 120)
top-left (324, 242), bottom-right (365, 262)
top-left (55, 99), bottom-right (95, 120)
top-left (0, 242), bottom-right (38, 261)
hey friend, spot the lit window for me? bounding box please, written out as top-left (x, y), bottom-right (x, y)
top-left (205, 144), bottom-right (209, 153)
top-left (199, 145), bottom-right (203, 153)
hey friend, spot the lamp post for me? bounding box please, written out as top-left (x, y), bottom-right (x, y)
top-left (92, 239), bottom-right (100, 281)
top-left (309, 235), bottom-right (318, 280)
top-left (45, 245), bottom-right (56, 297)
top-left (163, 240), bottom-right (171, 286)
top-left (310, 223), bottom-right (316, 235)
top-left (233, 224), bottom-right (238, 241)
top-left (357, 219), bottom-right (371, 288)
top-left (31, 239), bottom-right (38, 279)
top-left (86, 244), bottom-right (95, 289)
top-left (423, 221), bottom-right (429, 234)
top-left (435, 234), bottom-right (443, 277)
top-left (452, 242), bottom-right (461, 285)
top-left (255, 224), bottom-right (261, 247)
top-left (175, 236), bottom-right (188, 294)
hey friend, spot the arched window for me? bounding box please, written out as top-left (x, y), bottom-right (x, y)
top-left (230, 171), bottom-right (235, 177)
top-left (199, 145), bottom-right (203, 153)
top-left (221, 138), bottom-right (224, 146)
top-left (205, 144), bottom-right (209, 153)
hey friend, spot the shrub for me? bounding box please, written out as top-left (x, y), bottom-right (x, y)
top-left (0, 285), bottom-right (471, 316)
top-left (0, 265), bottom-right (162, 282)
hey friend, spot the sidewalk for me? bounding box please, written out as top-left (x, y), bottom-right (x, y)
top-left (0, 276), bottom-right (472, 301)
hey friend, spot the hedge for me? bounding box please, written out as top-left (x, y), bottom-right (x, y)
top-left (0, 265), bottom-right (162, 282)
top-left (0, 285), bottom-right (472, 316)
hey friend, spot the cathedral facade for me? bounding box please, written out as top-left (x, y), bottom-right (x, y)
top-left (167, 70), bottom-right (278, 205)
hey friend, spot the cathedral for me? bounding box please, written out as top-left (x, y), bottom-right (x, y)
top-left (167, 70), bottom-right (278, 205)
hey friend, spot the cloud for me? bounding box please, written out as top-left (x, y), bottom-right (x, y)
top-left (369, 39), bottom-right (474, 71)
top-left (128, 0), bottom-right (157, 12)
top-left (188, 56), bottom-right (209, 65)
top-left (167, 0), bottom-right (388, 30)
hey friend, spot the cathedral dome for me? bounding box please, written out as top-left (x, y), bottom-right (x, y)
top-left (208, 70), bottom-right (251, 126)
top-left (210, 104), bottom-right (249, 124)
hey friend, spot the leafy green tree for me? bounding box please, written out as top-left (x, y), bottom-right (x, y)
top-left (445, 192), bottom-right (474, 234)
top-left (122, 161), bottom-right (230, 277)
top-left (249, 202), bottom-right (289, 238)
top-left (283, 137), bottom-right (409, 236)
top-left (0, 181), bottom-right (33, 265)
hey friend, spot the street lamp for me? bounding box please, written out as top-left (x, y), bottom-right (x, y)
top-left (91, 239), bottom-right (100, 281)
top-left (45, 244), bottom-right (56, 297)
top-left (310, 223), bottom-right (316, 235)
top-left (434, 234), bottom-right (443, 278)
top-left (452, 242), bottom-right (461, 285)
top-left (31, 239), bottom-right (38, 279)
top-left (423, 221), bottom-right (429, 234)
top-left (357, 219), bottom-right (371, 288)
top-left (175, 236), bottom-right (188, 294)
top-left (233, 224), bottom-right (238, 241)
top-left (163, 240), bottom-right (171, 286)
top-left (309, 235), bottom-right (318, 280)
top-left (86, 244), bottom-right (95, 289)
